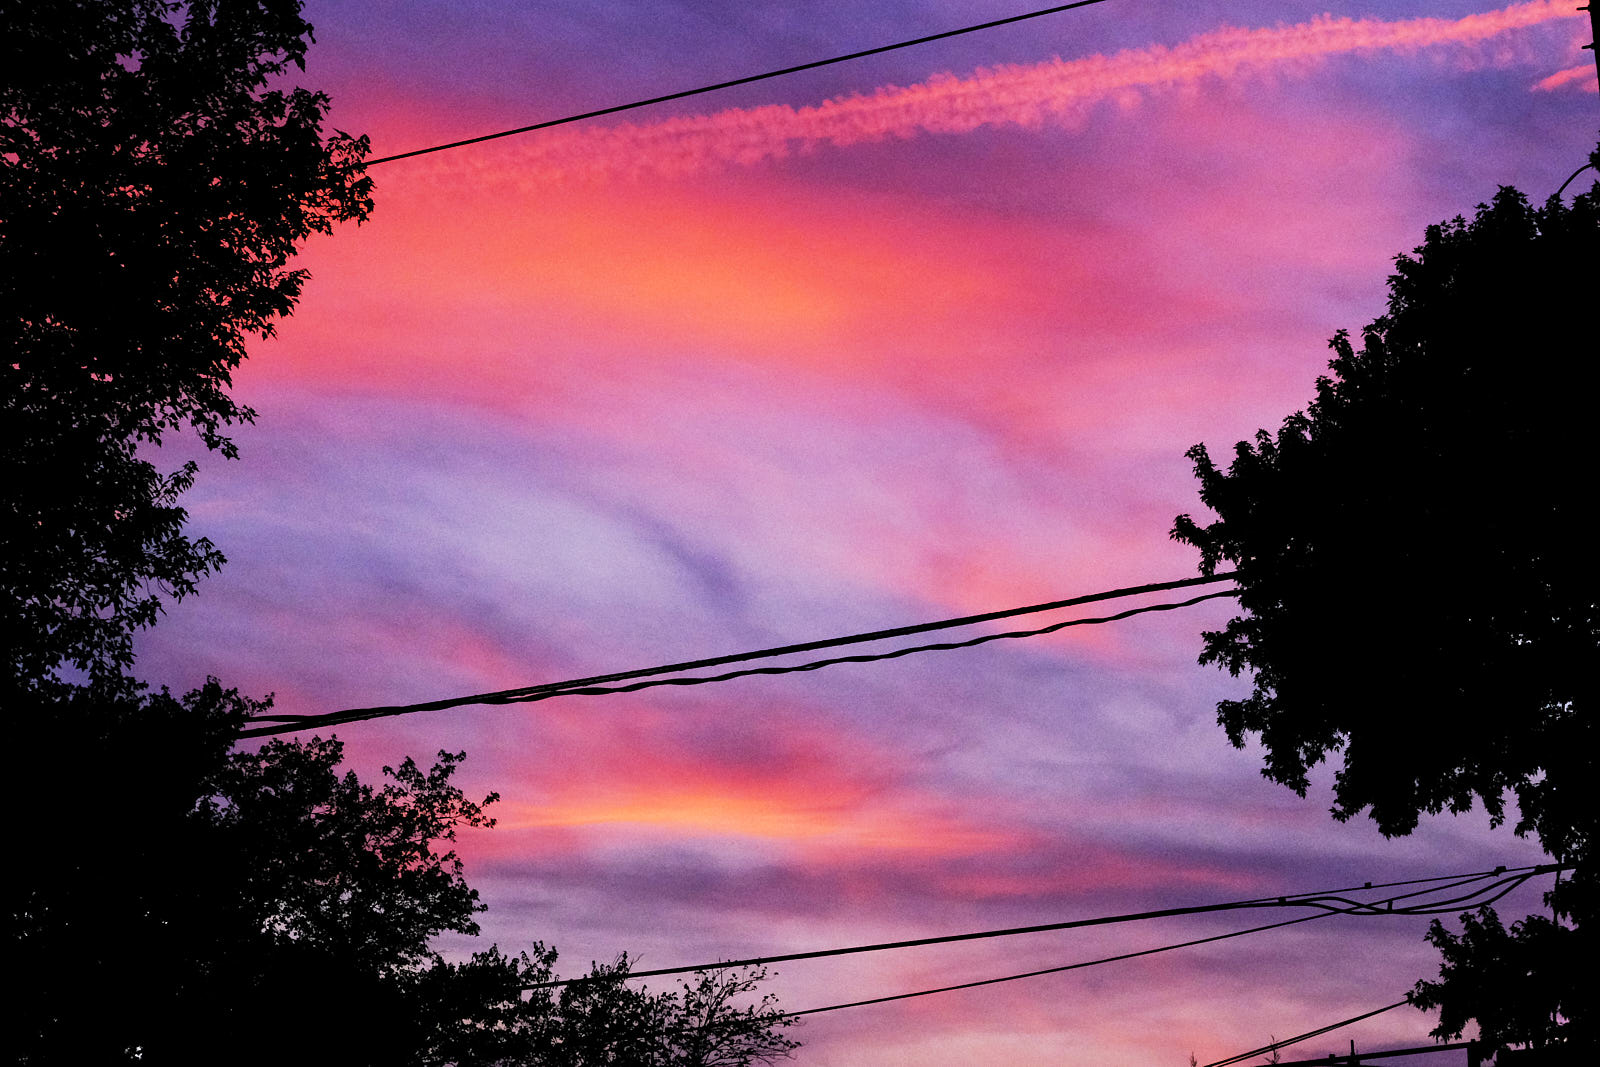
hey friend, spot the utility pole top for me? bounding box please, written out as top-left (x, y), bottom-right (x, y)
top-left (1584, 3), bottom-right (1600, 91)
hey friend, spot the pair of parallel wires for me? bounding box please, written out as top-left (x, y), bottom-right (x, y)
top-left (241, 572), bottom-right (1237, 736)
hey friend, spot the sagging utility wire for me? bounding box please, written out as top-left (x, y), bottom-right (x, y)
top-left (241, 572), bottom-right (1237, 738)
top-left (530, 863), bottom-right (1561, 989)
top-left (679, 864), bottom-right (1553, 1030)
top-left (772, 911), bottom-right (1337, 1022)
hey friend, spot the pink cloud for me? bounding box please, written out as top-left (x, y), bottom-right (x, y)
top-left (486, 708), bottom-right (1032, 854)
top-left (1533, 62), bottom-right (1598, 91)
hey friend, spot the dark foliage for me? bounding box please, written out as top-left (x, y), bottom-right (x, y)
top-left (5, 6), bottom-right (798, 1063)
top-left (418, 948), bottom-right (801, 1067)
top-left (4, 5), bottom-right (798, 1063)
top-left (1172, 184), bottom-right (1598, 841)
top-left (1, 0), bottom-right (373, 692)
top-left (1172, 177), bottom-right (1598, 1059)
top-left (13, 681), bottom-right (797, 1066)
top-left (1411, 907), bottom-right (1592, 1059)
top-left (13, 678), bottom-right (494, 1065)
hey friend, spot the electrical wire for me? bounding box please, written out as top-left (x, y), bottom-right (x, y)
top-left (1199, 1001), bottom-right (1413, 1067)
top-left (1267, 1043), bottom-right (1478, 1067)
top-left (1183, 870), bottom-right (1550, 1066)
top-left (1556, 160), bottom-right (1595, 198)
top-left (662, 911), bottom-right (1333, 1037)
top-left (487, 590), bottom-right (1237, 702)
top-left (679, 866), bottom-right (1553, 1031)
top-left (363, 0), bottom-right (1113, 167)
top-left (529, 863), bottom-right (1561, 988)
top-left (773, 911), bottom-right (1334, 1022)
top-left (1267, 1041), bottom-right (1478, 1067)
top-left (240, 572), bottom-right (1237, 738)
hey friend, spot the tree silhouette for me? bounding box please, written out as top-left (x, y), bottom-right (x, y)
top-left (15, 682), bottom-right (798, 1066)
top-left (1410, 908), bottom-right (1583, 1059)
top-left (1173, 176), bottom-right (1597, 1058)
top-left (5, 7), bottom-right (797, 1064)
top-left (14, 680), bottom-right (487, 1064)
top-left (1, 1), bottom-right (372, 693)
top-left (419, 947), bottom-right (799, 1066)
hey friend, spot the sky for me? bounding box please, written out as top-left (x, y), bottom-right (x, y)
top-left (134, 2), bottom-right (1595, 1063)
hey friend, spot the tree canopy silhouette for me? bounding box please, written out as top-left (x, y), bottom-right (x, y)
top-left (17, 680), bottom-right (486, 1064)
top-left (1173, 175), bottom-right (1597, 1058)
top-left (15, 683), bottom-right (799, 1066)
top-left (421, 946), bottom-right (800, 1067)
top-left (1, 0), bottom-right (372, 693)
top-left (6, 7), bottom-right (798, 1064)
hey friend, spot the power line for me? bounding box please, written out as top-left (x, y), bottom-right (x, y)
top-left (1556, 160), bottom-right (1594, 198)
top-left (682, 867), bottom-right (1547, 1030)
top-left (1268, 1041), bottom-right (1479, 1067)
top-left (667, 912), bottom-right (1334, 1038)
top-left (445, 589), bottom-right (1236, 704)
top-left (363, 0), bottom-right (1113, 167)
top-left (656, 911), bottom-right (1333, 1037)
top-left (1200, 1002), bottom-right (1414, 1067)
top-left (240, 572), bottom-right (1237, 738)
top-left (530, 863), bottom-right (1559, 989)
top-left (773, 911), bottom-right (1333, 1022)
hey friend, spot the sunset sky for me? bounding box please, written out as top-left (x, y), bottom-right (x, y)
top-left (134, 2), bottom-right (1594, 1063)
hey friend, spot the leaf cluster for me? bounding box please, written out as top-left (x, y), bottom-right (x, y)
top-left (1, 0), bottom-right (373, 691)
top-left (11, 678), bottom-right (497, 1065)
top-left (11, 678), bottom-right (799, 1066)
top-left (1410, 906), bottom-right (1591, 1060)
top-left (1173, 172), bottom-right (1598, 1059)
top-left (417, 949), bottom-right (801, 1067)
top-left (1172, 184), bottom-right (1599, 842)
top-left (195, 739), bottom-right (499, 976)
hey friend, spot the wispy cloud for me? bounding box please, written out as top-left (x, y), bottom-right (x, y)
top-left (1533, 63), bottom-right (1597, 91)
top-left (419, 0), bottom-right (1581, 185)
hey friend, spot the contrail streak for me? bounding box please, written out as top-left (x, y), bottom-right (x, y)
top-left (416, 0), bottom-right (1581, 186)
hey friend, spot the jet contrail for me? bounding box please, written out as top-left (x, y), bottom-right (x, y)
top-left (420, 0), bottom-right (1582, 186)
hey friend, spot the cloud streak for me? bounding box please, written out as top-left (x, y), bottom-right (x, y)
top-left (1533, 63), bottom-right (1597, 91)
top-left (417, 0), bottom-right (1581, 185)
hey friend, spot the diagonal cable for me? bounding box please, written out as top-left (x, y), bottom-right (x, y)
top-left (241, 573), bottom-right (1236, 738)
top-left (364, 0), bottom-right (1113, 166)
top-left (686, 869), bottom-right (1551, 1030)
top-left (1200, 1001), bottom-right (1413, 1067)
top-left (772, 911), bottom-right (1334, 1022)
top-left (493, 590), bottom-right (1239, 703)
top-left (530, 864), bottom-right (1560, 989)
